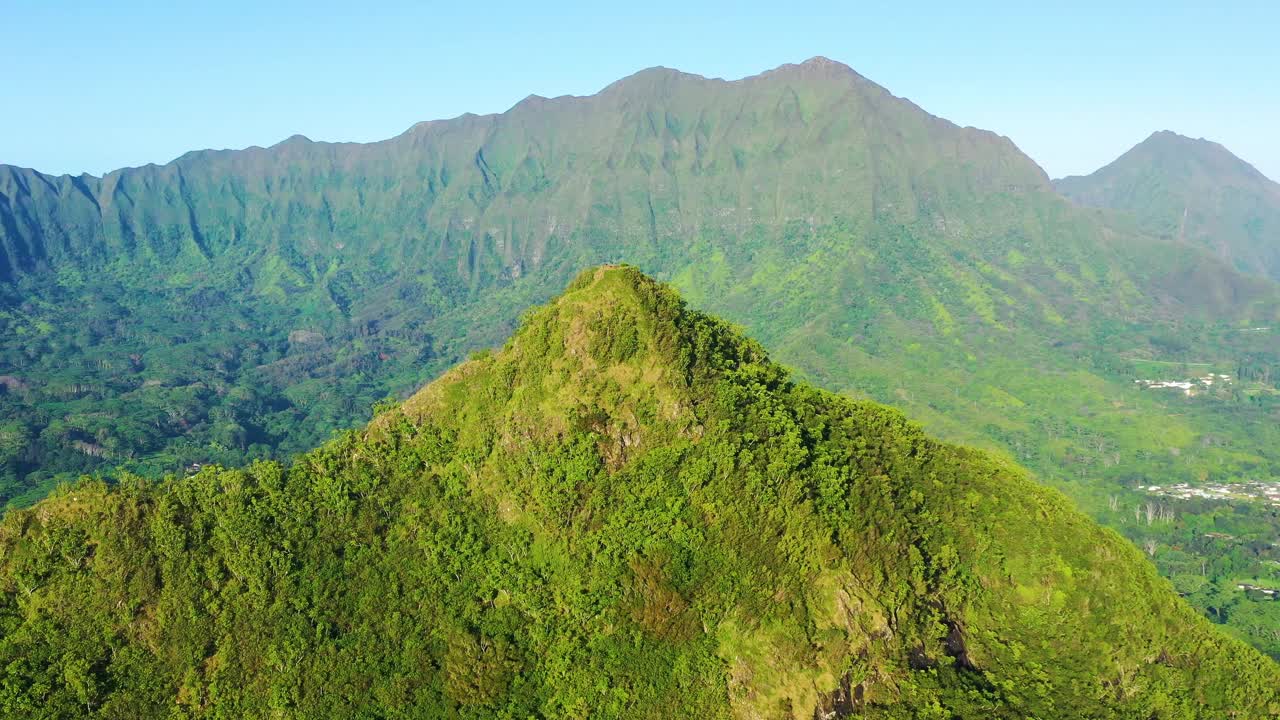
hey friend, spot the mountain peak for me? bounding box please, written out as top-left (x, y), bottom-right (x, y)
top-left (1055, 130), bottom-right (1280, 279)
top-left (1058, 129), bottom-right (1274, 190)
top-left (749, 55), bottom-right (869, 85)
top-left (601, 56), bottom-right (871, 98)
top-left (802, 54), bottom-right (843, 66)
top-left (785, 55), bottom-right (858, 74)
top-left (1137, 128), bottom-right (1262, 166)
top-left (277, 133), bottom-right (313, 145)
top-left (399, 264), bottom-right (767, 427)
top-left (1137, 129), bottom-right (1242, 162)
top-left (1148, 129), bottom-right (1196, 142)
top-left (599, 65), bottom-right (709, 95)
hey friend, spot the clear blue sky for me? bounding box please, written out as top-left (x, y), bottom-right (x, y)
top-left (2, 0), bottom-right (1277, 180)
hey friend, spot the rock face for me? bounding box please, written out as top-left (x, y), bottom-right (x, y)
top-left (0, 266), bottom-right (1276, 718)
top-left (287, 329), bottom-right (325, 345)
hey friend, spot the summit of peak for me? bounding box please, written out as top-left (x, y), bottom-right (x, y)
top-left (1138, 130), bottom-right (1229, 154)
top-left (274, 134), bottom-right (313, 147)
top-left (758, 55), bottom-right (862, 79)
top-left (800, 55), bottom-right (852, 70)
top-left (396, 265), bottom-right (770, 423)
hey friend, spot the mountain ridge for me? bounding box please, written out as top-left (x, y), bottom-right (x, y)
top-left (0, 55), bottom-right (1057, 288)
top-left (0, 57), bottom-right (1030, 186)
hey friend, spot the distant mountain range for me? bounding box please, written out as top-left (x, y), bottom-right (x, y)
top-left (1, 58), bottom-right (1279, 660)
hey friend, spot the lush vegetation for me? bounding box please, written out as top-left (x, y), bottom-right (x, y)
top-left (3, 58), bottom-right (1280, 657)
top-left (1125, 499), bottom-right (1280, 659)
top-left (1, 267), bottom-right (1276, 718)
top-left (0, 263), bottom-right (455, 506)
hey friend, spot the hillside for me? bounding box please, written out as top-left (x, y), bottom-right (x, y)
top-left (1, 266), bottom-right (1276, 718)
top-left (1056, 131), bottom-right (1280, 281)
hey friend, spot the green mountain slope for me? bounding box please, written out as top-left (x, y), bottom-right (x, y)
top-left (2, 58), bottom-right (1047, 282)
top-left (1, 266), bottom-right (1275, 719)
top-left (1055, 131), bottom-right (1280, 281)
top-left (3, 59), bottom-right (1280, 655)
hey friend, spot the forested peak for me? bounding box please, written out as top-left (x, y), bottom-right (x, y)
top-left (407, 264), bottom-right (769, 403)
top-left (395, 265), bottom-right (774, 462)
top-left (2, 267), bottom-right (1279, 717)
top-left (757, 55), bottom-right (865, 81)
top-left (1053, 129), bottom-right (1280, 282)
top-left (1138, 130), bottom-right (1247, 162)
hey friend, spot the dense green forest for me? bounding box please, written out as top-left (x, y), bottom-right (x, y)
top-left (0, 270), bottom-right (454, 505)
top-left (2, 58), bottom-right (1279, 659)
top-left (1, 267), bottom-right (1276, 718)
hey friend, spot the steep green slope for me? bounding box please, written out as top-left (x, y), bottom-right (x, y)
top-left (1, 267), bottom-right (1275, 719)
top-left (1056, 131), bottom-right (1280, 281)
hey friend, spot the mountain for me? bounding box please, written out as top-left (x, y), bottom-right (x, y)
top-left (1, 266), bottom-right (1275, 718)
top-left (3, 56), bottom-right (1086, 500)
top-left (2, 58), bottom-right (1048, 282)
top-left (1, 58), bottom-right (1275, 500)
top-left (1056, 131), bottom-right (1280, 281)
top-left (3, 59), bottom-right (1280, 656)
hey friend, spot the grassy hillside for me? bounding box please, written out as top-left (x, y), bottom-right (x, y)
top-left (1, 266), bottom-right (1275, 719)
